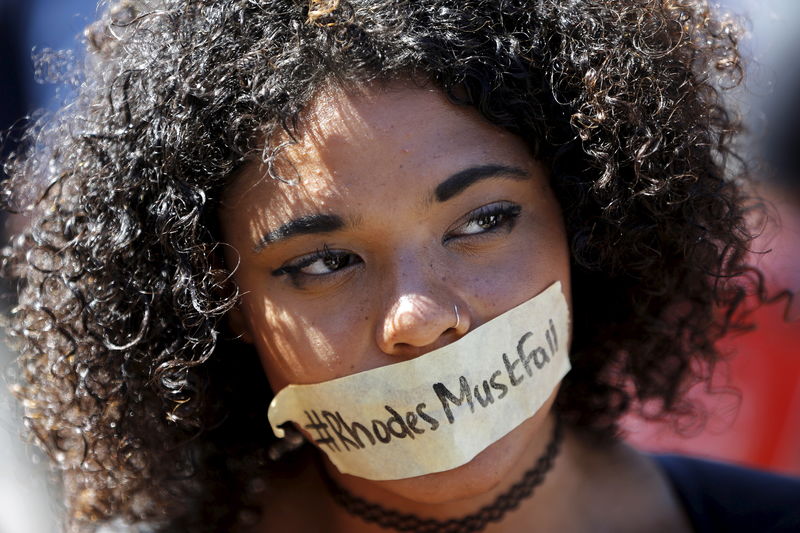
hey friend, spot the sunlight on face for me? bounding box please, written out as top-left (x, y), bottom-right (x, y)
top-left (219, 81), bottom-right (571, 503)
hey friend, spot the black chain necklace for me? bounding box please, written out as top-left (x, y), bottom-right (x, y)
top-left (325, 416), bottom-right (564, 533)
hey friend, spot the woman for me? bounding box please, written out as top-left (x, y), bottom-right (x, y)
top-left (2, 0), bottom-right (798, 531)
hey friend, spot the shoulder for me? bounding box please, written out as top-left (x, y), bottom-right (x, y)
top-left (566, 432), bottom-right (692, 532)
top-left (653, 454), bottom-right (800, 533)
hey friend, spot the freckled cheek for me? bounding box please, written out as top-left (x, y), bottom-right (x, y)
top-left (246, 295), bottom-right (374, 387)
top-left (456, 241), bottom-right (568, 315)
top-left (461, 271), bottom-right (529, 316)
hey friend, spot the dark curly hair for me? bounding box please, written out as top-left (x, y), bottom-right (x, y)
top-left (1, 0), bottom-right (761, 530)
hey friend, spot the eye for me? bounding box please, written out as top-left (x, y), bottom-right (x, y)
top-left (445, 201), bottom-right (522, 242)
top-left (272, 246), bottom-right (363, 279)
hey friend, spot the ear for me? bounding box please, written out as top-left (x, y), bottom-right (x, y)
top-left (228, 305), bottom-right (255, 345)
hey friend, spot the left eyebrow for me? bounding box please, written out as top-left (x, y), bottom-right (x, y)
top-left (433, 164), bottom-right (529, 203)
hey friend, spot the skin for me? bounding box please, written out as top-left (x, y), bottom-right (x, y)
top-left (219, 82), bottom-right (689, 531)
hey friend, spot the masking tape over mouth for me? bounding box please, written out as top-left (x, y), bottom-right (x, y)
top-left (268, 281), bottom-right (571, 481)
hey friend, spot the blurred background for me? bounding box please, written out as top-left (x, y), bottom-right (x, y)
top-left (1, 3), bottom-right (103, 532)
top-left (0, 1), bottom-right (798, 532)
top-left (623, 0), bottom-right (800, 473)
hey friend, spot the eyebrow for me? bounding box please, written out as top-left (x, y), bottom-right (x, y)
top-left (253, 213), bottom-right (344, 252)
top-left (433, 164), bottom-right (529, 203)
top-left (254, 164), bottom-right (530, 252)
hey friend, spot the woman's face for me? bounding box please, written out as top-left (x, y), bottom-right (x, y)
top-left (219, 82), bottom-right (571, 502)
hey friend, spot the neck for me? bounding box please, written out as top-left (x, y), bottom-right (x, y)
top-left (320, 413), bottom-right (571, 532)
top-left (255, 418), bottom-right (688, 533)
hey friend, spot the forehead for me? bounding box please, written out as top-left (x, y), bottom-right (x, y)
top-left (224, 83), bottom-right (532, 226)
top-left (229, 83), bottom-right (527, 189)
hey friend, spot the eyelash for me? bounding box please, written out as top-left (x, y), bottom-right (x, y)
top-left (442, 201), bottom-right (522, 243)
top-left (271, 245), bottom-right (362, 279)
top-left (271, 201), bottom-right (522, 284)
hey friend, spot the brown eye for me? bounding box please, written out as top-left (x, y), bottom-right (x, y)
top-left (445, 202), bottom-right (522, 240)
top-left (315, 251), bottom-right (359, 274)
top-left (476, 213), bottom-right (501, 230)
top-left (273, 248), bottom-right (363, 278)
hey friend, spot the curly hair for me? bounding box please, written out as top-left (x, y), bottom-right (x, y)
top-left (1, 0), bottom-right (759, 530)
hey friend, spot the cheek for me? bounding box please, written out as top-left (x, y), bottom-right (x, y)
top-left (241, 290), bottom-right (375, 391)
top-left (458, 222), bottom-right (570, 317)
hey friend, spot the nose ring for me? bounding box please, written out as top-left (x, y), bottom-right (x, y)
top-left (453, 304), bottom-right (461, 330)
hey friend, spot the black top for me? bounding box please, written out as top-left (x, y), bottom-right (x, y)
top-left (654, 455), bottom-right (800, 532)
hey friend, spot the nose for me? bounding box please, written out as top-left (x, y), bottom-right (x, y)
top-left (377, 291), bottom-right (471, 358)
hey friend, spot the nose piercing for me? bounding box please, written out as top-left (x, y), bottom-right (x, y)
top-left (453, 304), bottom-right (461, 330)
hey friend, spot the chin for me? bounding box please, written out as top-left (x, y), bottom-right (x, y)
top-left (370, 408), bottom-right (549, 505)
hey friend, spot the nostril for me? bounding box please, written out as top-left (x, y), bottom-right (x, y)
top-left (378, 293), bottom-right (471, 355)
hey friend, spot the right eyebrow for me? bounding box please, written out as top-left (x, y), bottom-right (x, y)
top-left (253, 213), bottom-right (345, 253)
